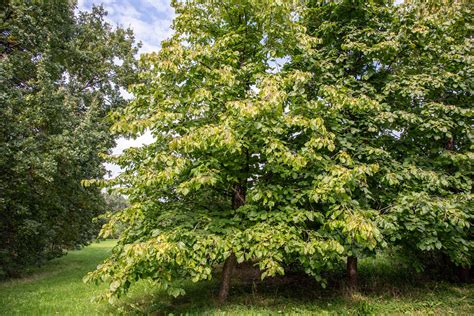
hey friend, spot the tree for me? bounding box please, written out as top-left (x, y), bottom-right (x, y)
top-left (101, 192), bottom-right (129, 239)
top-left (0, 1), bottom-right (138, 277)
top-left (103, 192), bottom-right (129, 213)
top-left (295, 0), bottom-right (398, 288)
top-left (86, 0), bottom-right (472, 302)
top-left (299, 0), bottom-right (472, 280)
top-left (86, 0), bottom-right (384, 302)
top-left (377, 1), bottom-right (473, 277)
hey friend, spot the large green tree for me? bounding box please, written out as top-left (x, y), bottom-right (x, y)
top-left (87, 0), bottom-right (472, 303)
top-left (0, 1), bottom-right (138, 277)
top-left (86, 0), bottom-right (384, 302)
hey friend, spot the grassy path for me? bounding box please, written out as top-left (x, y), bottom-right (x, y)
top-left (1, 240), bottom-right (472, 315)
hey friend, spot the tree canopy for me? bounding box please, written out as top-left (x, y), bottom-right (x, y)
top-left (82, 0), bottom-right (472, 303)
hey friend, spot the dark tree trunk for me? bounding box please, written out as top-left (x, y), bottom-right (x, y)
top-left (458, 266), bottom-right (470, 283)
top-left (231, 184), bottom-right (246, 209)
top-left (347, 255), bottom-right (358, 290)
top-left (446, 137), bottom-right (454, 150)
top-left (218, 252), bottom-right (237, 304)
top-left (218, 184), bottom-right (246, 303)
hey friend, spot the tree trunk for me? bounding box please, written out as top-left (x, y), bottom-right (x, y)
top-left (218, 252), bottom-right (237, 304)
top-left (231, 184), bottom-right (246, 209)
top-left (458, 266), bottom-right (470, 283)
top-left (218, 184), bottom-right (246, 303)
top-left (347, 255), bottom-right (358, 290)
top-left (446, 137), bottom-right (454, 150)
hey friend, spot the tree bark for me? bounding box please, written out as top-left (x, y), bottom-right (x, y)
top-left (218, 184), bottom-right (246, 303)
top-left (458, 266), bottom-right (470, 283)
top-left (231, 184), bottom-right (246, 209)
top-left (218, 252), bottom-right (237, 304)
top-left (347, 255), bottom-right (358, 290)
top-left (446, 137), bottom-right (454, 150)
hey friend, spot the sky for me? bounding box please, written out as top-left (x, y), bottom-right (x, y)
top-left (78, 0), bottom-right (174, 54)
top-left (77, 0), bottom-right (175, 177)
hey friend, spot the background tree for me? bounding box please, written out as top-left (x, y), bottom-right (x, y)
top-left (293, 0), bottom-right (398, 288)
top-left (298, 0), bottom-right (472, 282)
top-left (378, 1), bottom-right (473, 277)
top-left (101, 192), bottom-right (129, 239)
top-left (103, 192), bottom-right (129, 213)
top-left (0, 1), bottom-right (138, 278)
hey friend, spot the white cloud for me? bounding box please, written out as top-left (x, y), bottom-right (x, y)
top-left (111, 130), bottom-right (155, 156)
top-left (105, 130), bottom-right (155, 179)
top-left (141, 0), bottom-right (174, 16)
top-left (76, 0), bottom-right (174, 55)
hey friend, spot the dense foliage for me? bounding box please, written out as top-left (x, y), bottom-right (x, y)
top-left (375, 1), bottom-right (473, 270)
top-left (298, 0), bottom-right (473, 270)
top-left (84, 0), bottom-right (471, 302)
top-left (0, 1), bottom-right (138, 277)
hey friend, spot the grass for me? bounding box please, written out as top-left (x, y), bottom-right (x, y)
top-left (1, 241), bottom-right (472, 315)
top-left (0, 240), bottom-right (114, 316)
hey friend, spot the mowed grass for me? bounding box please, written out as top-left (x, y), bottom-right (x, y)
top-left (1, 241), bottom-right (472, 315)
top-left (0, 240), bottom-right (114, 315)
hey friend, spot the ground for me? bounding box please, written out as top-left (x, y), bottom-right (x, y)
top-left (0, 240), bottom-right (472, 315)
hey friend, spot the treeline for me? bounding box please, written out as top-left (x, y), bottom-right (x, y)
top-left (84, 0), bottom-right (472, 303)
top-left (0, 1), bottom-right (137, 277)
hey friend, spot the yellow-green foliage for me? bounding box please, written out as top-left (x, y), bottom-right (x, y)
top-left (85, 0), bottom-right (473, 302)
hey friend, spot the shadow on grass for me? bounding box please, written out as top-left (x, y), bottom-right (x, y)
top-left (109, 254), bottom-right (473, 315)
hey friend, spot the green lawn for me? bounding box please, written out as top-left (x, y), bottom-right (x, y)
top-left (1, 240), bottom-right (472, 315)
top-left (0, 240), bottom-right (114, 315)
